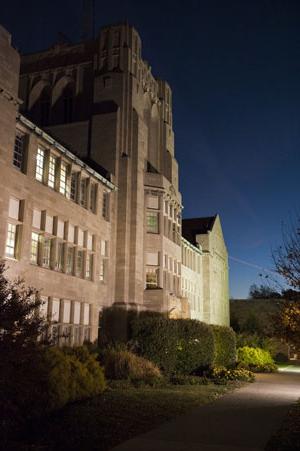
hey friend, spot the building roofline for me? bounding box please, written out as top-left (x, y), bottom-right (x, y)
top-left (17, 113), bottom-right (117, 192)
top-left (181, 235), bottom-right (203, 254)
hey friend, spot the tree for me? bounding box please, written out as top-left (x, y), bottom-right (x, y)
top-left (272, 216), bottom-right (300, 291)
top-left (272, 216), bottom-right (300, 349)
top-left (0, 261), bottom-right (46, 436)
top-left (249, 284), bottom-right (280, 299)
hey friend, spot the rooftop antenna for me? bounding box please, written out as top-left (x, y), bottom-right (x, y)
top-left (81, 0), bottom-right (95, 41)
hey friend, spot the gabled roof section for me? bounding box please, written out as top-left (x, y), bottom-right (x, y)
top-left (182, 215), bottom-right (217, 245)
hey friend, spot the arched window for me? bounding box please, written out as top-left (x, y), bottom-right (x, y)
top-left (39, 86), bottom-right (51, 126)
top-left (63, 84), bottom-right (74, 123)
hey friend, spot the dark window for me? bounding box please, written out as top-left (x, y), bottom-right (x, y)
top-left (63, 85), bottom-right (73, 123)
top-left (40, 87), bottom-right (51, 126)
top-left (13, 133), bottom-right (25, 170)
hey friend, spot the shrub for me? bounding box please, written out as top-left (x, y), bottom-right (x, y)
top-left (104, 349), bottom-right (162, 385)
top-left (170, 375), bottom-right (209, 385)
top-left (8, 346), bottom-right (106, 421)
top-left (208, 366), bottom-right (255, 383)
top-left (175, 319), bottom-right (215, 375)
top-left (99, 306), bottom-right (139, 346)
top-left (211, 325), bottom-right (236, 368)
top-left (131, 316), bottom-right (178, 374)
top-left (237, 346), bottom-right (278, 373)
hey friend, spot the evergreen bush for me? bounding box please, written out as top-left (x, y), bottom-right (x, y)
top-left (237, 346), bottom-right (278, 372)
top-left (211, 325), bottom-right (236, 367)
top-left (175, 319), bottom-right (215, 374)
top-left (131, 315), bottom-right (178, 374)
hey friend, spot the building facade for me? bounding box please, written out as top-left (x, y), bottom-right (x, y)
top-left (0, 23), bottom-right (230, 342)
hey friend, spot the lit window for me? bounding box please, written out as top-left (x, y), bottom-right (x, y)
top-left (13, 133), bottom-right (25, 171)
top-left (56, 241), bottom-right (64, 271)
top-left (74, 301), bottom-right (81, 325)
top-left (35, 148), bottom-right (45, 182)
top-left (85, 253), bottom-right (93, 279)
top-left (146, 211), bottom-right (159, 234)
top-left (63, 300), bottom-right (71, 323)
top-left (99, 259), bottom-right (107, 282)
top-left (102, 192), bottom-right (110, 220)
top-left (83, 303), bottom-right (90, 325)
top-left (5, 223), bottom-right (17, 258)
top-left (146, 267), bottom-right (159, 289)
top-left (90, 183), bottom-right (97, 212)
top-left (66, 246), bottom-right (74, 274)
top-left (42, 237), bottom-right (52, 267)
top-left (83, 327), bottom-right (90, 342)
top-left (48, 154), bottom-right (56, 189)
top-left (31, 232), bottom-right (40, 264)
top-left (8, 197), bottom-right (20, 220)
top-left (51, 298), bottom-right (60, 322)
top-left (70, 172), bottom-right (77, 201)
top-left (59, 161), bottom-right (68, 196)
top-left (76, 249), bottom-right (84, 277)
top-left (80, 179), bottom-right (87, 207)
top-left (100, 240), bottom-right (108, 256)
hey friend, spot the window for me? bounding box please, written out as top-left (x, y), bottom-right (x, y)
top-left (66, 246), bottom-right (74, 274)
top-left (59, 161), bottom-right (68, 195)
top-left (83, 303), bottom-right (90, 326)
top-left (102, 192), bottom-right (110, 220)
top-left (76, 249), bottom-right (84, 277)
top-left (31, 232), bottom-right (40, 264)
top-left (40, 296), bottom-right (48, 319)
top-left (70, 172), bottom-right (77, 201)
top-left (146, 252), bottom-right (159, 266)
top-left (42, 237), bottom-right (52, 267)
top-left (85, 253), bottom-right (93, 279)
top-left (8, 197), bottom-right (20, 220)
top-left (100, 240), bottom-right (108, 257)
top-left (32, 209), bottom-right (41, 229)
top-left (80, 178), bottom-right (87, 207)
top-left (146, 267), bottom-right (159, 289)
top-left (146, 211), bottom-right (159, 234)
top-left (5, 223), bottom-right (17, 258)
top-left (74, 301), bottom-right (81, 325)
top-left (90, 183), bottom-right (97, 212)
top-left (63, 85), bottom-right (73, 123)
top-left (35, 148), bottom-right (45, 182)
top-left (13, 133), bottom-right (25, 170)
top-left (83, 327), bottom-right (91, 343)
top-left (63, 300), bottom-right (71, 323)
top-left (51, 298), bottom-right (60, 322)
top-left (56, 241), bottom-right (64, 271)
top-left (48, 154), bottom-right (56, 188)
top-left (147, 195), bottom-right (159, 209)
top-left (73, 327), bottom-right (81, 345)
top-left (99, 259), bottom-right (107, 282)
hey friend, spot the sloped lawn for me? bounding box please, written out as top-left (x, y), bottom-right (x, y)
top-left (10, 382), bottom-right (237, 451)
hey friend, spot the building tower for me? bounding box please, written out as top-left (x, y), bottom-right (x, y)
top-left (19, 23), bottom-right (184, 316)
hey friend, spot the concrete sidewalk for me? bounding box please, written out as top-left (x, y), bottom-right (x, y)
top-left (111, 372), bottom-right (300, 451)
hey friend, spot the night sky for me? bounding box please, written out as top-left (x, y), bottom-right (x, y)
top-left (2, 0), bottom-right (300, 298)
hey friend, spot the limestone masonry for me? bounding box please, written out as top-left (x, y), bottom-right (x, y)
top-left (0, 23), bottom-right (229, 344)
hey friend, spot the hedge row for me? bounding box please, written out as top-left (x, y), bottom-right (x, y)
top-left (100, 307), bottom-right (237, 375)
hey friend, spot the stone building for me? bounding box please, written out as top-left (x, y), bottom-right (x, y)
top-left (182, 216), bottom-right (230, 326)
top-left (0, 23), bottom-right (230, 342)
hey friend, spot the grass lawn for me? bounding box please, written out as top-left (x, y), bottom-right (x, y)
top-left (10, 382), bottom-right (238, 451)
top-left (265, 400), bottom-right (300, 451)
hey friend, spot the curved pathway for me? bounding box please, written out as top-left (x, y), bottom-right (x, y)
top-left (112, 371), bottom-right (300, 451)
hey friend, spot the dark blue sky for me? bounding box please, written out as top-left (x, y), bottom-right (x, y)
top-left (2, 0), bottom-right (300, 298)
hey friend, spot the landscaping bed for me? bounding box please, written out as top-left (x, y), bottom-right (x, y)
top-left (8, 382), bottom-right (239, 451)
